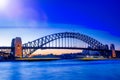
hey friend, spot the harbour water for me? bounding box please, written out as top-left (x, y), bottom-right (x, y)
top-left (0, 60), bottom-right (120, 80)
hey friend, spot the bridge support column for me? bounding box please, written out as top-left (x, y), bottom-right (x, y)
top-left (11, 37), bottom-right (23, 58)
top-left (112, 50), bottom-right (116, 58)
top-left (110, 44), bottom-right (116, 58)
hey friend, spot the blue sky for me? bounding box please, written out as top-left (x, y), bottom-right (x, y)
top-left (0, 0), bottom-right (120, 50)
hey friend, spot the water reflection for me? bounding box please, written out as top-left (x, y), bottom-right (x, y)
top-left (0, 60), bottom-right (120, 80)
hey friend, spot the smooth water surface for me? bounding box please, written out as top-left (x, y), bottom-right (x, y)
top-left (0, 60), bottom-right (120, 80)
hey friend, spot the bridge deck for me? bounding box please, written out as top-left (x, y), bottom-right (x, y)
top-left (0, 47), bottom-right (120, 52)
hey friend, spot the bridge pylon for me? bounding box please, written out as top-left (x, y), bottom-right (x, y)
top-left (11, 37), bottom-right (23, 58)
top-left (110, 44), bottom-right (116, 58)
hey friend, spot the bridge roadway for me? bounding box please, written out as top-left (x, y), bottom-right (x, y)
top-left (0, 46), bottom-right (120, 52)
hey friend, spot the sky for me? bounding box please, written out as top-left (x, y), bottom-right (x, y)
top-left (0, 0), bottom-right (120, 52)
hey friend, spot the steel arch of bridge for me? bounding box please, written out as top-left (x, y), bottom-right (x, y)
top-left (23, 32), bottom-right (105, 56)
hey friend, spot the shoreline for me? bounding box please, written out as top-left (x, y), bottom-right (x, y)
top-left (0, 58), bottom-right (120, 62)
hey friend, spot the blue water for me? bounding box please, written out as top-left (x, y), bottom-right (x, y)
top-left (0, 60), bottom-right (120, 80)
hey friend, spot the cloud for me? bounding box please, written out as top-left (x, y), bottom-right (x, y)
top-left (0, 0), bottom-right (48, 28)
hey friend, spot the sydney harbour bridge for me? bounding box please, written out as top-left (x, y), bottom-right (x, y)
top-left (0, 32), bottom-right (118, 59)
